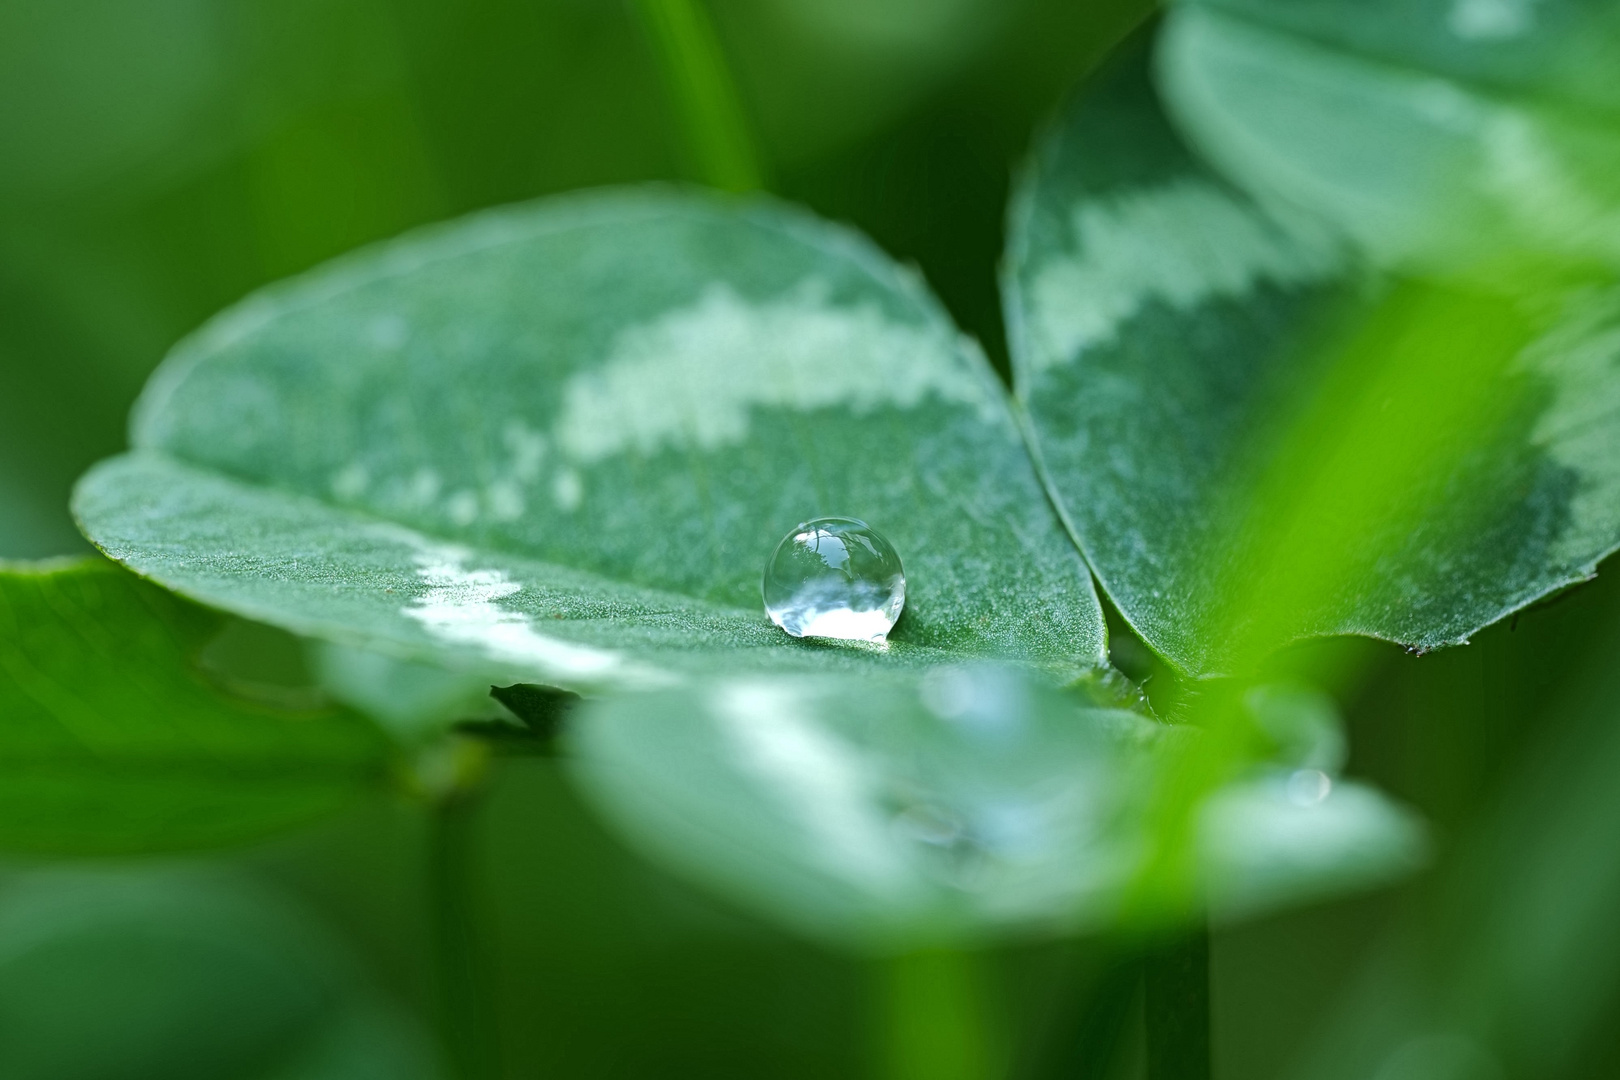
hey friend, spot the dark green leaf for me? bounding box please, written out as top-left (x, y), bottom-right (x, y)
top-left (0, 558), bottom-right (387, 853)
top-left (74, 190), bottom-right (1106, 692)
top-left (1005, 48), bottom-right (1620, 673)
top-left (0, 868), bottom-right (438, 1080)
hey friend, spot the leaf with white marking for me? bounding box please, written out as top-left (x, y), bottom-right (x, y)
top-left (74, 190), bottom-right (1106, 694)
top-left (1006, 46), bottom-right (1620, 674)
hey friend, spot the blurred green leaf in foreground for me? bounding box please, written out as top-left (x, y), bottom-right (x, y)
top-left (0, 558), bottom-right (388, 854)
top-left (571, 666), bottom-right (1423, 950)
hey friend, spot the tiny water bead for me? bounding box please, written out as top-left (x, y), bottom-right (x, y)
top-left (762, 517), bottom-right (906, 643)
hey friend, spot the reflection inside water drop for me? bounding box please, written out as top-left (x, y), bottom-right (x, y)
top-left (1286, 768), bottom-right (1332, 806)
top-left (762, 517), bottom-right (905, 643)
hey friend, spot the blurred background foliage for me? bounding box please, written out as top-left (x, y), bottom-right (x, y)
top-left (5, 1), bottom-right (1620, 1079)
top-left (0, 0), bottom-right (1146, 558)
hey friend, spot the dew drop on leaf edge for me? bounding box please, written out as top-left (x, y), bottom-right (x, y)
top-left (762, 517), bottom-right (906, 643)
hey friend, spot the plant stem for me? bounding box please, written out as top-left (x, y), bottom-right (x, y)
top-left (1144, 929), bottom-right (1211, 1080)
top-left (429, 790), bottom-right (499, 1080)
top-left (877, 949), bottom-right (997, 1080)
top-left (629, 0), bottom-right (766, 192)
top-left (1031, 949), bottom-right (1141, 1078)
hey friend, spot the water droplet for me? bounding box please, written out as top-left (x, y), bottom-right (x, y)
top-left (763, 517), bottom-right (905, 643)
top-left (1286, 768), bottom-right (1332, 806)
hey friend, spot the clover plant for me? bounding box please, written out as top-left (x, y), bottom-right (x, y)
top-left (4, 2), bottom-right (1618, 1077)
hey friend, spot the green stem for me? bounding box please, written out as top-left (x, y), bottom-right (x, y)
top-left (1144, 930), bottom-right (1211, 1080)
top-left (1033, 950), bottom-right (1140, 1078)
top-left (877, 949), bottom-right (997, 1080)
top-left (429, 791), bottom-right (499, 1080)
top-left (629, 0), bottom-right (766, 192)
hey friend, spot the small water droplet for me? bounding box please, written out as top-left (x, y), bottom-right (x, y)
top-left (762, 517), bottom-right (905, 642)
top-left (1286, 768), bottom-right (1332, 806)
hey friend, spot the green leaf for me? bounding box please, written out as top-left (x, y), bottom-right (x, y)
top-left (73, 189), bottom-right (1106, 691)
top-left (1005, 47), bottom-right (1620, 674)
top-left (0, 868), bottom-right (439, 1080)
top-left (1174, 0), bottom-right (1620, 116)
top-left (1156, 0), bottom-right (1620, 279)
top-left (567, 666), bottom-right (1424, 949)
top-left (0, 558), bottom-right (387, 854)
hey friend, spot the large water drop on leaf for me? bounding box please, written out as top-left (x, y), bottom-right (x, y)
top-left (763, 517), bottom-right (905, 643)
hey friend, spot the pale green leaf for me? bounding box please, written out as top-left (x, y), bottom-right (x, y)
top-left (1197, 771), bottom-right (1425, 919)
top-left (567, 666), bottom-right (1424, 949)
top-left (74, 190), bottom-right (1106, 694)
top-left (1157, 0), bottom-right (1620, 279)
top-left (0, 558), bottom-right (388, 853)
top-left (1177, 0), bottom-right (1620, 115)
